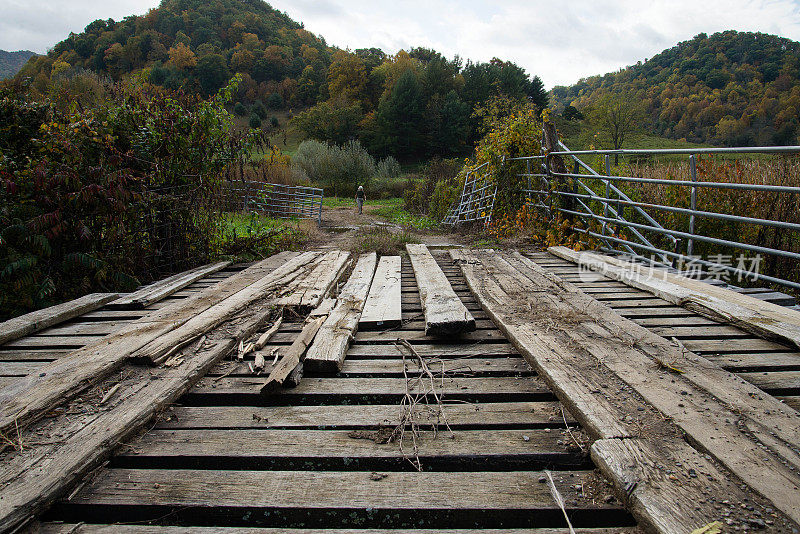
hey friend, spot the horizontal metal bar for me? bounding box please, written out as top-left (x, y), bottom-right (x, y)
top-left (551, 171), bottom-right (800, 194)
top-left (551, 146), bottom-right (800, 156)
top-left (558, 206), bottom-right (800, 261)
top-left (551, 190), bottom-right (800, 232)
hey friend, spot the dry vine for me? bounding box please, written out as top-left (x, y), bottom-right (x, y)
top-left (393, 338), bottom-right (456, 471)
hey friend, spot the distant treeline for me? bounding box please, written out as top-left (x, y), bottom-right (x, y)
top-left (0, 50), bottom-right (36, 79)
top-left (17, 0), bottom-right (548, 159)
top-left (550, 31), bottom-right (800, 147)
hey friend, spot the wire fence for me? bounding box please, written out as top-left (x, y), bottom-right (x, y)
top-left (224, 182), bottom-right (324, 224)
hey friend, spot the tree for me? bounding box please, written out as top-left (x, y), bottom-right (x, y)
top-left (167, 42), bottom-right (197, 70)
top-left (373, 69), bottom-right (424, 157)
top-left (588, 93), bottom-right (644, 163)
top-left (327, 50), bottom-right (367, 102)
top-left (562, 105), bottom-right (584, 120)
top-left (249, 113), bottom-right (262, 128)
top-left (292, 99), bottom-right (363, 144)
top-left (195, 54), bottom-right (230, 95)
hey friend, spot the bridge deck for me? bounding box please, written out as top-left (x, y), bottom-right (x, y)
top-left (0, 248), bottom-right (798, 533)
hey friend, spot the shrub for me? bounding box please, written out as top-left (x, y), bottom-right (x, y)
top-left (375, 156), bottom-right (401, 180)
top-left (234, 102), bottom-right (247, 116)
top-left (252, 99), bottom-right (268, 119)
top-left (292, 139), bottom-right (376, 197)
top-left (270, 116), bottom-right (279, 128)
top-left (249, 113), bottom-right (262, 128)
top-left (266, 92), bottom-right (283, 109)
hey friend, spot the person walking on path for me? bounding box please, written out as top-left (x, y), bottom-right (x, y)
top-left (355, 185), bottom-right (365, 214)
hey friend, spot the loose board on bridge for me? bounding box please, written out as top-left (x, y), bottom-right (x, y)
top-left (304, 253), bottom-right (377, 373)
top-left (359, 255), bottom-right (402, 329)
top-left (107, 261), bottom-right (231, 310)
top-left (550, 246), bottom-right (800, 350)
top-left (407, 244), bottom-right (475, 336)
top-left (452, 248), bottom-right (800, 530)
top-left (275, 250), bottom-right (351, 310)
top-left (0, 293), bottom-right (120, 347)
top-left (0, 251), bottom-right (314, 434)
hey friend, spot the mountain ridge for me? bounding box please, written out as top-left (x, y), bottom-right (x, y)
top-left (549, 31), bottom-right (800, 146)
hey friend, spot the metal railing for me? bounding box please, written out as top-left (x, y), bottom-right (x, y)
top-left (226, 182), bottom-right (324, 224)
top-left (442, 162), bottom-right (497, 226)
top-left (520, 139), bottom-right (800, 291)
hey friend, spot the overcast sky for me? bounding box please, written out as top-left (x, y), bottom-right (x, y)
top-left (2, 0), bottom-right (800, 88)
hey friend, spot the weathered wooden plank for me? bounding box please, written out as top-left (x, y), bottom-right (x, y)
top-left (2, 336), bottom-right (104, 348)
top-left (108, 261), bottom-right (230, 310)
top-left (677, 338), bottom-right (791, 353)
top-left (66, 468), bottom-right (602, 511)
top-left (360, 256), bottom-right (402, 329)
top-left (592, 437), bottom-right (770, 534)
top-left (458, 249), bottom-right (800, 526)
top-left (551, 246), bottom-right (800, 350)
top-left (260, 316), bottom-right (326, 392)
top-left (211, 357), bottom-right (533, 377)
top-left (649, 324), bottom-right (753, 338)
top-left (120, 429), bottom-right (580, 462)
top-left (354, 329), bottom-right (506, 344)
top-left (630, 316), bottom-right (720, 327)
top-left (0, 293), bottom-right (120, 346)
top-left (740, 370), bottom-right (800, 392)
top-left (192, 376), bottom-right (551, 398)
top-left (33, 322), bottom-right (125, 336)
top-left (346, 343), bottom-right (520, 358)
top-left (39, 525), bottom-right (638, 534)
top-left (0, 285), bottom-right (281, 532)
top-left (705, 352), bottom-right (800, 371)
top-left (305, 253), bottom-right (377, 372)
top-left (0, 361), bottom-right (47, 376)
top-left (406, 244), bottom-right (475, 336)
top-left (156, 401), bottom-right (568, 429)
top-left (0, 251), bottom-right (309, 434)
top-left (275, 250), bottom-right (352, 309)
top-left (0, 349), bottom-right (66, 362)
top-left (129, 251), bottom-right (325, 365)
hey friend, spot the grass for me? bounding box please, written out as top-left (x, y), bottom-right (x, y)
top-left (217, 211), bottom-right (307, 260)
top-left (350, 226), bottom-right (417, 256)
top-left (369, 199), bottom-right (438, 230)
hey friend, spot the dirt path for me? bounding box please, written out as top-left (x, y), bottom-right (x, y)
top-left (304, 202), bottom-right (466, 250)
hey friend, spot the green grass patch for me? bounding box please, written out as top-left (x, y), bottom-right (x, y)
top-left (350, 226), bottom-right (417, 256)
top-left (217, 211), bottom-right (307, 260)
top-left (369, 199), bottom-right (438, 230)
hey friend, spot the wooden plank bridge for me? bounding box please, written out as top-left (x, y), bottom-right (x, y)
top-left (1, 245), bottom-right (800, 534)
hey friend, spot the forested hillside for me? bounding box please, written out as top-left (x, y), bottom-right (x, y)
top-left (17, 0), bottom-right (547, 158)
top-left (550, 31), bottom-right (800, 146)
top-left (0, 50), bottom-right (36, 79)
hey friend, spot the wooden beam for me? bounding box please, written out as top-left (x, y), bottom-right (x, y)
top-left (406, 244), bottom-right (474, 336)
top-left (0, 251), bottom-right (311, 434)
top-left (305, 253), bottom-right (378, 372)
top-left (107, 261), bottom-right (230, 310)
top-left (0, 293), bottom-right (120, 346)
top-left (260, 315), bottom-right (326, 393)
top-left (453, 249), bottom-right (800, 531)
top-left (360, 255), bottom-right (402, 329)
top-left (550, 246), bottom-right (800, 350)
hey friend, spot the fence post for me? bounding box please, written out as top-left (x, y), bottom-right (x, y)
top-left (319, 190), bottom-right (324, 226)
top-left (687, 154), bottom-right (698, 257)
top-left (603, 155), bottom-right (611, 236)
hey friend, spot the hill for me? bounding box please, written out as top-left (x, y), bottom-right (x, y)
top-left (550, 31), bottom-right (800, 146)
top-left (0, 50), bottom-right (36, 79)
top-left (15, 0), bottom-right (548, 159)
